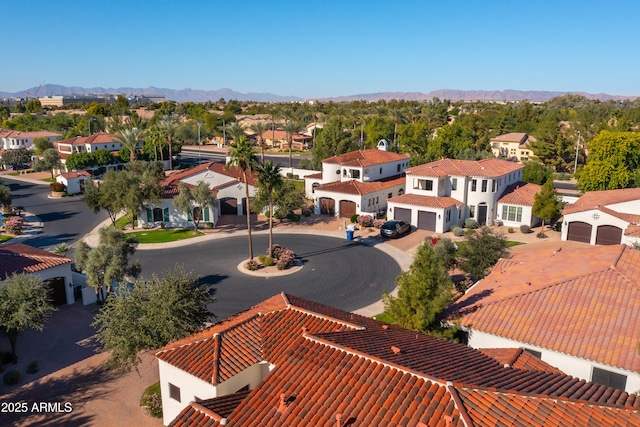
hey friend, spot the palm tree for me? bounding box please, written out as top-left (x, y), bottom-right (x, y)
top-left (257, 161), bottom-right (283, 255)
top-left (227, 137), bottom-right (259, 260)
top-left (250, 122), bottom-right (269, 163)
top-left (114, 127), bottom-right (141, 163)
top-left (226, 122), bottom-right (246, 143)
top-left (143, 126), bottom-right (167, 162)
top-left (159, 115), bottom-right (178, 170)
top-left (389, 107), bottom-right (405, 152)
top-left (283, 120), bottom-right (304, 168)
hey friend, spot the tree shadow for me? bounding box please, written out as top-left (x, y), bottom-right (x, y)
top-left (20, 233), bottom-right (78, 249)
top-left (446, 289), bottom-right (494, 317)
top-left (296, 242), bottom-right (361, 258)
top-left (37, 211), bottom-right (80, 222)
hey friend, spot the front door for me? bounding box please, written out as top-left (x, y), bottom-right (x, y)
top-left (477, 204), bottom-right (488, 225)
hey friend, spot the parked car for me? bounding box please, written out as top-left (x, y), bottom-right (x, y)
top-left (380, 220), bottom-right (411, 238)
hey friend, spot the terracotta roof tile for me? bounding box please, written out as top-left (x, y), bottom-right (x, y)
top-left (314, 175), bottom-right (405, 196)
top-left (323, 149), bottom-right (409, 167)
top-left (447, 244), bottom-right (640, 373)
top-left (408, 158), bottom-right (523, 178)
top-left (498, 182), bottom-right (542, 206)
top-left (490, 132), bottom-right (536, 146)
top-left (563, 188), bottom-right (640, 215)
top-left (388, 193), bottom-right (463, 209)
top-left (0, 242), bottom-right (72, 279)
top-left (58, 171), bottom-right (90, 179)
top-left (479, 348), bottom-right (563, 374)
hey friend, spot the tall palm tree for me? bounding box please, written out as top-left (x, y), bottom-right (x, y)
top-left (250, 122), bottom-right (269, 163)
top-left (144, 126), bottom-right (167, 162)
top-left (389, 107), bottom-right (405, 152)
top-left (159, 115), bottom-right (178, 170)
top-left (257, 161), bottom-right (283, 254)
top-left (227, 137), bottom-right (259, 260)
top-left (283, 120), bottom-right (303, 168)
top-left (114, 127), bottom-right (141, 163)
top-left (226, 122), bottom-right (246, 143)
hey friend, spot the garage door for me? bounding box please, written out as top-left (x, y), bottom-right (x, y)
top-left (320, 198), bottom-right (335, 215)
top-left (595, 225), bottom-right (622, 246)
top-left (417, 211), bottom-right (437, 231)
top-left (567, 221), bottom-right (592, 244)
top-left (339, 201), bottom-right (357, 218)
top-left (45, 277), bottom-right (67, 306)
top-left (220, 197), bottom-right (238, 215)
top-left (394, 207), bottom-right (411, 223)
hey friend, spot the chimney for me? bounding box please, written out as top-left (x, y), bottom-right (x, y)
top-left (391, 346), bottom-right (402, 354)
top-left (382, 324), bottom-right (389, 330)
top-left (336, 413), bottom-right (343, 427)
top-left (444, 415), bottom-right (453, 426)
top-left (278, 393), bottom-right (287, 413)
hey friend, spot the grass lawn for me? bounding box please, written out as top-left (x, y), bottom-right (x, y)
top-left (507, 240), bottom-right (525, 247)
top-left (39, 178), bottom-right (55, 183)
top-left (373, 312), bottom-right (393, 324)
top-left (129, 229), bottom-right (203, 244)
top-left (291, 180), bottom-right (305, 191)
top-left (114, 215), bottom-right (130, 229)
top-left (0, 235), bottom-right (13, 243)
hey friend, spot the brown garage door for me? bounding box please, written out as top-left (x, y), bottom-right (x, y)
top-left (595, 225), bottom-right (622, 245)
top-left (220, 197), bottom-right (238, 215)
top-left (394, 207), bottom-right (411, 223)
top-left (417, 211), bottom-right (437, 231)
top-left (339, 200), bottom-right (357, 218)
top-left (567, 221), bottom-right (592, 243)
top-left (320, 198), bottom-right (335, 215)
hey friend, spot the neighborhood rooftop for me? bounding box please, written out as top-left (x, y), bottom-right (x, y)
top-left (407, 158), bottom-right (523, 178)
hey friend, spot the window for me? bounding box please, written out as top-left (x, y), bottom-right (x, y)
top-left (446, 209), bottom-right (451, 222)
top-left (343, 169), bottom-right (347, 177)
top-left (193, 207), bottom-right (203, 221)
top-left (397, 164), bottom-right (401, 172)
top-left (388, 193), bottom-right (392, 199)
top-left (376, 197), bottom-right (379, 204)
top-left (451, 178), bottom-right (457, 191)
top-left (368, 199), bottom-right (371, 206)
top-left (591, 367), bottom-right (627, 391)
top-left (398, 189), bottom-right (404, 195)
top-left (502, 205), bottom-right (523, 222)
top-left (152, 208), bottom-right (163, 222)
top-left (481, 180), bottom-right (487, 192)
top-left (471, 179), bottom-right (477, 192)
top-left (492, 180), bottom-right (497, 192)
top-left (379, 168), bottom-right (382, 174)
top-left (470, 206), bottom-right (475, 218)
top-left (413, 179), bottom-right (433, 191)
top-left (169, 383), bottom-right (181, 402)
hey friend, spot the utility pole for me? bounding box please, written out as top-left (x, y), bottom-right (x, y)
top-left (197, 122), bottom-right (202, 162)
top-left (574, 131), bottom-right (581, 173)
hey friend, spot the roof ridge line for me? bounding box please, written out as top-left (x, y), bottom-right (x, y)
top-left (289, 306), bottom-right (366, 330)
top-left (303, 333), bottom-right (448, 387)
top-left (190, 401), bottom-right (225, 422)
top-left (446, 382), bottom-right (473, 427)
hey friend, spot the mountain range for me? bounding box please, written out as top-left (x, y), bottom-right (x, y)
top-left (0, 84), bottom-right (637, 103)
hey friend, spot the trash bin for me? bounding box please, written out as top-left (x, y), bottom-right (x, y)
top-left (346, 229), bottom-right (354, 241)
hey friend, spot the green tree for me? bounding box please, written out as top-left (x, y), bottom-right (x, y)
top-left (283, 120), bottom-right (304, 168)
top-left (159, 115), bottom-right (178, 170)
top-left (458, 227), bottom-right (509, 279)
top-left (0, 274), bottom-right (56, 362)
top-left (66, 152), bottom-right (96, 171)
top-left (576, 130), bottom-right (640, 191)
top-left (92, 266), bottom-right (213, 371)
top-left (84, 175), bottom-right (121, 226)
top-left (364, 116), bottom-right (393, 147)
top-left (143, 125), bottom-right (167, 162)
top-left (114, 127), bottom-right (141, 163)
top-left (522, 160), bottom-right (553, 185)
top-left (33, 136), bottom-right (54, 155)
top-left (532, 180), bottom-right (564, 233)
top-left (2, 148), bottom-right (32, 170)
top-left (25, 99), bottom-right (43, 114)
top-left (173, 181), bottom-right (216, 235)
top-left (311, 118), bottom-right (356, 168)
top-left (0, 183), bottom-right (12, 213)
top-left (227, 137), bottom-right (259, 260)
top-left (249, 122), bottom-right (269, 163)
top-left (433, 237), bottom-right (458, 272)
top-left (74, 227), bottom-right (141, 302)
top-left (382, 244), bottom-right (454, 333)
top-left (33, 148), bottom-right (61, 179)
top-left (256, 161), bottom-right (283, 253)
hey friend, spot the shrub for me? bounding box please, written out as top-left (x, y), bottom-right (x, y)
top-left (4, 216), bottom-right (23, 235)
top-left (507, 227), bottom-right (515, 233)
top-left (159, 222), bottom-right (166, 229)
top-left (49, 182), bottom-right (66, 192)
top-left (276, 249), bottom-right (296, 270)
top-left (373, 219), bottom-right (385, 229)
top-left (143, 392), bottom-right (163, 418)
top-left (520, 224), bottom-right (531, 234)
top-left (245, 259), bottom-right (259, 271)
top-left (286, 212), bottom-right (300, 222)
top-left (350, 214), bottom-right (359, 223)
top-left (270, 244), bottom-right (283, 259)
top-left (0, 351), bottom-right (12, 365)
top-left (536, 231), bottom-right (548, 239)
top-left (453, 227), bottom-right (465, 237)
top-left (301, 208), bottom-right (311, 217)
top-left (26, 360), bottom-right (39, 374)
top-left (430, 236), bottom-right (440, 246)
top-left (205, 222), bottom-right (214, 229)
top-left (3, 369), bottom-right (20, 385)
top-left (357, 215), bottom-right (374, 227)
top-left (286, 172), bottom-right (294, 179)
top-left (464, 219), bottom-right (479, 229)
top-left (258, 255), bottom-right (274, 266)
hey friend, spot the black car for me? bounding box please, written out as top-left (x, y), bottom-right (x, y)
top-left (380, 220), bottom-right (411, 238)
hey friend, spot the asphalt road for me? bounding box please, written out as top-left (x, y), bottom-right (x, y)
top-left (134, 233), bottom-right (400, 320)
top-left (3, 177), bottom-right (109, 250)
top-left (179, 147), bottom-right (310, 169)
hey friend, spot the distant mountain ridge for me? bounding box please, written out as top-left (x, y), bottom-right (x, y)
top-left (0, 84), bottom-right (636, 103)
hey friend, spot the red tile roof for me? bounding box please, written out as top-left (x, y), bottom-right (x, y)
top-left (323, 149), bottom-right (409, 167)
top-left (388, 193), bottom-right (463, 209)
top-left (314, 175), bottom-right (405, 196)
top-left (303, 172), bottom-right (323, 179)
top-left (497, 182), bottom-right (542, 206)
top-left (160, 162), bottom-right (257, 198)
top-left (408, 158), bottom-right (523, 178)
top-left (56, 134), bottom-right (119, 146)
top-left (447, 244), bottom-right (640, 373)
top-left (563, 188), bottom-right (640, 215)
top-left (0, 129), bottom-right (60, 139)
top-left (479, 348), bottom-right (563, 374)
top-left (58, 171), bottom-right (90, 179)
top-left (0, 242), bottom-right (72, 280)
top-left (161, 293), bottom-right (640, 427)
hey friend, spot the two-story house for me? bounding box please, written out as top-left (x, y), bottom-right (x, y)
top-left (0, 129), bottom-right (59, 150)
top-left (490, 132), bottom-right (536, 163)
top-left (305, 141), bottom-right (409, 218)
top-left (387, 158), bottom-right (527, 232)
top-left (55, 134), bottom-right (125, 157)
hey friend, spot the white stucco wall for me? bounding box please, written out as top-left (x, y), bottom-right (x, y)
top-left (606, 200), bottom-right (640, 214)
top-left (362, 159), bottom-right (409, 182)
top-left (56, 175), bottom-right (87, 195)
top-left (496, 203), bottom-right (537, 228)
top-left (139, 199), bottom-right (217, 228)
top-left (35, 263), bottom-right (74, 305)
top-left (467, 330), bottom-right (640, 394)
top-left (561, 210), bottom-right (629, 245)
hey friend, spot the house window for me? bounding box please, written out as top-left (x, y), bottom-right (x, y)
top-left (446, 209), bottom-right (451, 222)
top-left (452, 178), bottom-right (457, 191)
top-left (397, 164), bottom-right (401, 172)
top-left (379, 168), bottom-right (382, 174)
top-left (368, 199), bottom-right (371, 206)
top-left (388, 193), bottom-right (392, 199)
top-left (470, 206), bottom-right (475, 218)
top-left (591, 367), bottom-right (627, 391)
top-left (193, 207), bottom-right (203, 221)
top-left (343, 169), bottom-right (347, 177)
top-left (169, 383), bottom-right (181, 402)
top-left (481, 180), bottom-right (487, 192)
top-left (376, 196), bottom-right (379, 204)
top-left (471, 179), bottom-right (477, 192)
top-left (413, 179), bottom-right (433, 191)
top-left (398, 189), bottom-right (404, 195)
top-left (502, 205), bottom-right (523, 222)
top-left (492, 180), bottom-right (497, 192)
top-left (351, 169), bottom-right (360, 179)
top-left (152, 208), bottom-right (163, 222)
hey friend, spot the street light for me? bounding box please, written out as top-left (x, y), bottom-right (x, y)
top-left (197, 122), bottom-right (202, 163)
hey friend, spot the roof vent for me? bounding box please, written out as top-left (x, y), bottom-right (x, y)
top-left (336, 413), bottom-right (343, 427)
top-left (301, 327), bottom-right (307, 333)
top-left (382, 324), bottom-right (389, 330)
top-left (444, 415), bottom-right (454, 426)
top-left (391, 346), bottom-right (402, 354)
top-left (220, 419), bottom-right (228, 425)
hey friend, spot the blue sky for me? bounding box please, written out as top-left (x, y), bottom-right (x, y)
top-left (3, 0), bottom-right (639, 98)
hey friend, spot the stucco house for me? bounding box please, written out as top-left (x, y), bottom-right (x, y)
top-left (56, 170), bottom-right (91, 195)
top-left (446, 244), bottom-right (640, 394)
top-left (305, 142), bottom-right (409, 218)
top-left (156, 293), bottom-right (640, 426)
top-left (490, 132), bottom-right (536, 163)
top-left (0, 242), bottom-right (74, 305)
top-left (138, 162), bottom-right (258, 228)
top-left (561, 187), bottom-right (640, 246)
top-left (496, 181), bottom-right (542, 228)
top-left (386, 158), bottom-right (529, 232)
top-left (0, 129), bottom-right (59, 151)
